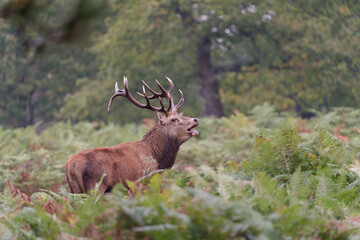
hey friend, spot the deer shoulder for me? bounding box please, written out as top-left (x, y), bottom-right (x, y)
top-left (65, 77), bottom-right (199, 194)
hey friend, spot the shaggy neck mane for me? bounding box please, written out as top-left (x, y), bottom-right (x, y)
top-left (141, 124), bottom-right (179, 169)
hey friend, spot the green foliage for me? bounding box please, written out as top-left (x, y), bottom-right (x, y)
top-left (1, 173), bottom-right (280, 239)
top-left (248, 103), bottom-right (296, 128)
top-left (0, 0), bottom-right (105, 127)
top-left (3, 108), bottom-right (360, 239)
top-left (2, 0), bottom-right (359, 125)
top-left (242, 128), bottom-right (353, 177)
top-left (239, 119), bottom-right (360, 238)
top-left (220, 1), bottom-right (360, 116)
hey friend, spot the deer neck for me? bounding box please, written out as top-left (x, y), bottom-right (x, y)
top-left (141, 125), bottom-right (179, 169)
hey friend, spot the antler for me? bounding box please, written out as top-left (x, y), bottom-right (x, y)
top-left (108, 77), bottom-right (184, 115)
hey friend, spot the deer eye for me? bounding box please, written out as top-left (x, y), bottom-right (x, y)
top-left (171, 118), bottom-right (178, 122)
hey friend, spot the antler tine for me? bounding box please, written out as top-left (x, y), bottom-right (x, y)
top-left (108, 77), bottom-right (184, 115)
top-left (154, 79), bottom-right (169, 97)
top-left (165, 77), bottom-right (177, 112)
top-left (109, 77), bottom-right (147, 111)
top-left (139, 80), bottom-right (168, 99)
top-left (141, 85), bottom-right (152, 106)
top-left (142, 85), bottom-right (170, 113)
top-left (174, 89), bottom-right (184, 112)
top-left (159, 97), bottom-right (165, 110)
top-left (108, 80), bottom-right (126, 111)
top-left (141, 80), bottom-right (161, 99)
top-left (165, 76), bottom-right (174, 89)
top-left (108, 77), bottom-right (169, 114)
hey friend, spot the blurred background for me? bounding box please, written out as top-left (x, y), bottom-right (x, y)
top-left (0, 0), bottom-right (359, 128)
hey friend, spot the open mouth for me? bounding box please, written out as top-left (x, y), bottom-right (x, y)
top-left (187, 124), bottom-right (199, 136)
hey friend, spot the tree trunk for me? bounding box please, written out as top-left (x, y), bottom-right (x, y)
top-left (196, 36), bottom-right (224, 117)
top-left (176, 6), bottom-right (223, 117)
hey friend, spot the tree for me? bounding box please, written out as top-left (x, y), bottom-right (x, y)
top-left (0, 0), bottom-right (105, 127)
top-left (94, 0), bottom-right (278, 117)
top-left (3, 0), bottom-right (358, 126)
top-left (95, 0), bottom-right (360, 118)
top-left (220, 0), bottom-right (360, 116)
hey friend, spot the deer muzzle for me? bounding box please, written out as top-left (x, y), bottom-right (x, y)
top-left (187, 118), bottom-right (200, 136)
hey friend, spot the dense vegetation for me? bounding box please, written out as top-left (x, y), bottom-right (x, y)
top-left (1, 0), bottom-right (360, 239)
top-left (1, 0), bottom-right (359, 127)
top-left (2, 106), bottom-right (360, 239)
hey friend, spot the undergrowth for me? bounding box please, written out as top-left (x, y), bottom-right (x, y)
top-left (1, 106), bottom-right (360, 239)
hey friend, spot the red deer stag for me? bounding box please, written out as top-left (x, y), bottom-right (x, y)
top-left (65, 77), bottom-right (199, 193)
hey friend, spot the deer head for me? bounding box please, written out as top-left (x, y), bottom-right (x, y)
top-left (108, 77), bottom-right (199, 145)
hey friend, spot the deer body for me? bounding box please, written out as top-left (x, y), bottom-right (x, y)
top-left (65, 78), bottom-right (199, 193)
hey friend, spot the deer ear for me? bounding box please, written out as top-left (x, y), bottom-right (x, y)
top-left (156, 111), bottom-right (165, 125)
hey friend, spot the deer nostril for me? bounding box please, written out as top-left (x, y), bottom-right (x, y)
top-left (194, 118), bottom-right (200, 125)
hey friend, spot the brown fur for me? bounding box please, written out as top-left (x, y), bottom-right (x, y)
top-left (65, 112), bottom-right (199, 193)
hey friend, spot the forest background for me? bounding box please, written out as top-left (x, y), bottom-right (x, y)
top-left (1, 0), bottom-right (359, 128)
top-left (1, 0), bottom-right (360, 239)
